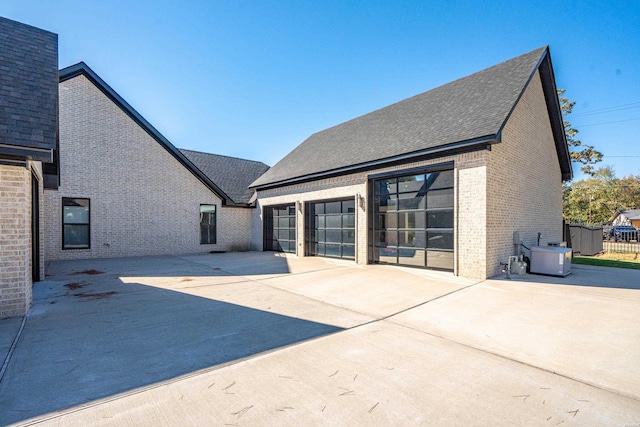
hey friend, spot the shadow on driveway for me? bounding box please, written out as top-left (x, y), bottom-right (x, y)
top-left (0, 261), bottom-right (342, 425)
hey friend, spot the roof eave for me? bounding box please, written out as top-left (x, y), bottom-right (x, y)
top-left (59, 62), bottom-right (240, 206)
top-left (538, 50), bottom-right (574, 182)
top-left (495, 47), bottom-right (573, 182)
top-left (251, 136), bottom-right (496, 191)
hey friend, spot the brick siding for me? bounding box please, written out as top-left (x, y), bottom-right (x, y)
top-left (0, 162), bottom-right (43, 318)
top-left (485, 70), bottom-right (563, 277)
top-left (44, 74), bottom-right (251, 261)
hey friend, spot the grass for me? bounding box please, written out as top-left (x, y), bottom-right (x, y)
top-left (573, 253), bottom-right (640, 270)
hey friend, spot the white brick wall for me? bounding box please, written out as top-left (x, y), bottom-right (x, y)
top-left (485, 70), bottom-right (564, 277)
top-left (456, 153), bottom-right (489, 278)
top-left (44, 74), bottom-right (252, 261)
top-left (0, 161), bottom-right (43, 318)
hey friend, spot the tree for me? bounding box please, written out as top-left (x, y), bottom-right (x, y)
top-left (617, 174), bottom-right (640, 209)
top-left (562, 166), bottom-right (640, 224)
top-left (558, 89), bottom-right (603, 176)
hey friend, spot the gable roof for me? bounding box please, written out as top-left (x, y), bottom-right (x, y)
top-left (251, 46), bottom-right (572, 189)
top-left (58, 62), bottom-right (260, 207)
top-left (179, 149), bottom-right (269, 205)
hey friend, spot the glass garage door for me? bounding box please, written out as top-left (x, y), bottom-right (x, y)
top-left (372, 169), bottom-right (454, 271)
top-left (264, 204), bottom-right (296, 253)
top-left (306, 199), bottom-right (356, 259)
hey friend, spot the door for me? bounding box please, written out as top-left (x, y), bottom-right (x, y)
top-left (264, 204), bottom-right (296, 253)
top-left (306, 199), bottom-right (356, 259)
top-left (371, 169), bottom-right (454, 271)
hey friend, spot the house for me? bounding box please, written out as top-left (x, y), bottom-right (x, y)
top-left (0, 17), bottom-right (58, 318)
top-left (610, 209), bottom-right (640, 229)
top-left (1, 29), bottom-right (572, 318)
top-left (43, 63), bottom-right (268, 261)
top-left (250, 46), bottom-right (572, 279)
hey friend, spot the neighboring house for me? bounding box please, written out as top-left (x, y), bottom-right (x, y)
top-left (251, 46), bottom-right (572, 279)
top-left (0, 17), bottom-right (58, 318)
top-left (44, 62), bottom-right (268, 261)
top-left (610, 209), bottom-right (640, 229)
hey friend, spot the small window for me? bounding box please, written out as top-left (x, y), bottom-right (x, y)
top-left (200, 205), bottom-right (217, 244)
top-left (62, 198), bottom-right (90, 250)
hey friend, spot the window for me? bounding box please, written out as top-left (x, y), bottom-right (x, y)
top-left (200, 205), bottom-right (216, 244)
top-left (62, 198), bottom-right (90, 250)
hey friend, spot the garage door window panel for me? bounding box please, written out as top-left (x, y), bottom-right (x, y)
top-left (375, 196), bottom-right (397, 212)
top-left (399, 249), bottom-right (425, 267)
top-left (342, 230), bottom-right (355, 244)
top-left (427, 171), bottom-right (454, 189)
top-left (342, 245), bottom-right (355, 258)
top-left (427, 251), bottom-right (454, 269)
top-left (427, 231), bottom-right (454, 250)
top-left (325, 215), bottom-right (342, 228)
top-left (398, 193), bottom-right (426, 210)
top-left (399, 230), bottom-right (425, 248)
top-left (427, 209), bottom-right (454, 229)
top-left (427, 189), bottom-right (454, 208)
top-left (398, 174), bottom-right (426, 192)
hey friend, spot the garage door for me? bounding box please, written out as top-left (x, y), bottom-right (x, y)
top-left (264, 204), bottom-right (296, 253)
top-left (371, 169), bottom-right (454, 271)
top-left (306, 199), bottom-right (356, 259)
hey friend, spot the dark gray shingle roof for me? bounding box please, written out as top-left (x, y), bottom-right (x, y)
top-left (179, 149), bottom-right (269, 205)
top-left (252, 46), bottom-right (570, 188)
top-left (0, 17), bottom-right (57, 158)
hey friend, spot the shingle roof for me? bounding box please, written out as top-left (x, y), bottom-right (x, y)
top-left (251, 46), bottom-right (571, 189)
top-left (59, 62), bottom-right (264, 207)
top-left (179, 149), bottom-right (269, 205)
top-left (621, 209), bottom-right (640, 220)
top-left (0, 17), bottom-right (57, 160)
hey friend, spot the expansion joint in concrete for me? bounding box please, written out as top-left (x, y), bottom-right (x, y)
top-left (0, 313), bottom-right (28, 384)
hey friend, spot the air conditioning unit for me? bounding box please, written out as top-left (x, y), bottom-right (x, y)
top-left (530, 246), bottom-right (572, 277)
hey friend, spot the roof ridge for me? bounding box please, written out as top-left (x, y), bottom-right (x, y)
top-left (58, 62), bottom-right (241, 206)
top-left (178, 148), bottom-right (269, 167)
top-left (251, 46), bottom-right (570, 189)
top-left (306, 46), bottom-right (549, 138)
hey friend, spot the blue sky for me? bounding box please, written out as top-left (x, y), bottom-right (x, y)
top-left (2, 1), bottom-right (639, 181)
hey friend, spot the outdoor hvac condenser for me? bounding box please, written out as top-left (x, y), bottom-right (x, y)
top-left (530, 246), bottom-right (572, 277)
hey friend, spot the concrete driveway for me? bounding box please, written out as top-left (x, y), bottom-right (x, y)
top-left (0, 252), bottom-right (639, 426)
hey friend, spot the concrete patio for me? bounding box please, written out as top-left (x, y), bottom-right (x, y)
top-left (1, 252), bottom-right (639, 426)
